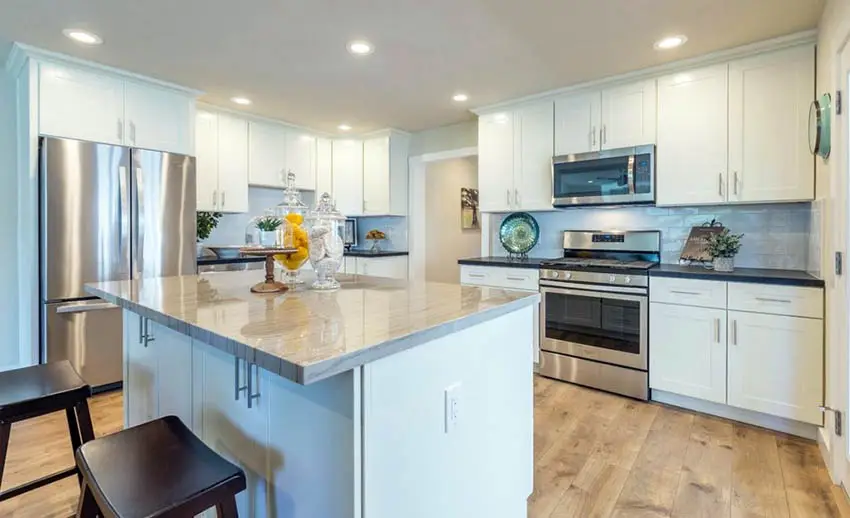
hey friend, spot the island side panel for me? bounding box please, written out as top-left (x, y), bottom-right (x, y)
top-left (362, 305), bottom-right (534, 518)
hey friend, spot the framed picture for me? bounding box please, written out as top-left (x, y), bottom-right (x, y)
top-left (461, 188), bottom-right (479, 230)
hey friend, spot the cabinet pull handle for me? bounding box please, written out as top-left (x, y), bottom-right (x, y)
top-left (506, 276), bottom-right (526, 281)
top-left (714, 318), bottom-right (720, 344)
top-left (515, 188), bottom-right (520, 207)
top-left (212, 190), bottom-right (217, 208)
top-left (670, 290), bottom-right (701, 296)
top-left (117, 119), bottom-right (123, 141)
top-left (146, 319), bottom-right (155, 343)
top-left (234, 357), bottom-right (248, 401)
top-left (506, 189), bottom-right (511, 207)
top-left (468, 273), bottom-right (486, 278)
top-left (718, 173), bottom-right (724, 198)
top-left (755, 297), bottom-right (792, 304)
top-left (247, 362), bottom-right (261, 409)
top-left (221, 191), bottom-right (226, 208)
top-left (731, 320), bottom-right (738, 345)
top-left (138, 315), bottom-right (145, 345)
top-left (601, 125), bottom-right (607, 146)
top-left (130, 121), bottom-right (136, 144)
top-left (591, 126), bottom-right (597, 148)
top-left (733, 171), bottom-right (739, 196)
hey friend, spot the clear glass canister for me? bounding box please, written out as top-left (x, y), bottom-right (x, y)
top-left (273, 171), bottom-right (310, 284)
top-left (307, 192), bottom-right (345, 290)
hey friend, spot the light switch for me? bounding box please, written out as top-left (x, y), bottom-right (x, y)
top-left (444, 383), bottom-right (462, 434)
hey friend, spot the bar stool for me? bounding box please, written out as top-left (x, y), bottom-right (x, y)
top-left (0, 360), bottom-right (95, 502)
top-left (75, 415), bottom-right (246, 518)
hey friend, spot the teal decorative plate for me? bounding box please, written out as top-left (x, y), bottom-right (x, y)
top-left (499, 212), bottom-right (540, 255)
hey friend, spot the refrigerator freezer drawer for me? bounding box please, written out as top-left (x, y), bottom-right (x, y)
top-left (44, 300), bottom-right (123, 388)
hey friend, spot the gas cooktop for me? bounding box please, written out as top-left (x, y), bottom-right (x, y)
top-left (540, 257), bottom-right (659, 271)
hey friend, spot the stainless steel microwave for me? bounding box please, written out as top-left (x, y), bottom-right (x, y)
top-left (552, 145), bottom-right (655, 207)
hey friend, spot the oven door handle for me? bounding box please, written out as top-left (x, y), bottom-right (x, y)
top-left (539, 283), bottom-right (648, 302)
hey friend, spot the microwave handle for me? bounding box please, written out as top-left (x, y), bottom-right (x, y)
top-left (627, 155), bottom-right (636, 194)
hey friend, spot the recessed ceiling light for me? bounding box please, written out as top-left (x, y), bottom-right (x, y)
top-left (347, 40), bottom-right (374, 56)
top-left (62, 29), bottom-right (103, 46)
top-left (654, 35), bottom-right (687, 50)
top-left (230, 97), bottom-right (252, 105)
top-left (338, 124), bottom-right (352, 131)
top-left (452, 93), bottom-right (469, 102)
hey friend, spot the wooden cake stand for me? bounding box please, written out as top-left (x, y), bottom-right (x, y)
top-left (240, 247), bottom-right (298, 294)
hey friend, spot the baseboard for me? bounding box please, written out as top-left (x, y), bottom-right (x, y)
top-left (652, 389), bottom-right (818, 440)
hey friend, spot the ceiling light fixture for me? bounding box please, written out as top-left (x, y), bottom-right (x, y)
top-left (62, 29), bottom-right (103, 45)
top-left (654, 35), bottom-right (687, 50)
top-left (230, 97), bottom-right (252, 105)
top-left (452, 93), bottom-right (469, 102)
top-left (338, 124), bottom-right (352, 131)
top-left (347, 40), bottom-right (374, 56)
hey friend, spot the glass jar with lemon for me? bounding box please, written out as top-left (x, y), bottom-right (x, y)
top-left (273, 171), bottom-right (310, 285)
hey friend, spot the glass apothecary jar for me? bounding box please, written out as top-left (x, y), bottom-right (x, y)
top-left (307, 192), bottom-right (345, 290)
top-left (273, 171), bottom-right (310, 285)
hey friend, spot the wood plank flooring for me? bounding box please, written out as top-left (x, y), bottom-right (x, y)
top-left (0, 378), bottom-right (845, 517)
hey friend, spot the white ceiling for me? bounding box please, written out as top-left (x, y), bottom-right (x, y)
top-left (0, 0), bottom-right (824, 133)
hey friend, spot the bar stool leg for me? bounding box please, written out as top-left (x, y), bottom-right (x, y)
top-left (215, 496), bottom-right (239, 518)
top-left (76, 482), bottom-right (98, 518)
top-left (0, 422), bottom-right (10, 490)
top-left (75, 400), bottom-right (96, 444)
top-left (66, 408), bottom-right (83, 485)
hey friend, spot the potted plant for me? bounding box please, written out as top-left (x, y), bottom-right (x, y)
top-left (706, 228), bottom-right (744, 272)
top-left (196, 211), bottom-right (222, 257)
top-left (255, 215), bottom-right (283, 247)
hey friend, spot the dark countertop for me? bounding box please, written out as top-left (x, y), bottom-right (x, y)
top-left (457, 256), bottom-right (556, 270)
top-left (649, 264), bottom-right (824, 288)
top-left (343, 249), bottom-right (409, 258)
top-left (196, 256), bottom-right (266, 266)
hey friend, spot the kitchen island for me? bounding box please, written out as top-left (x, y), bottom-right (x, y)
top-left (85, 271), bottom-right (537, 518)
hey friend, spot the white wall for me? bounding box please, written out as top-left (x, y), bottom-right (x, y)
top-left (0, 65), bottom-right (19, 369)
top-left (409, 121), bottom-right (477, 156)
top-left (424, 157), bottom-right (480, 283)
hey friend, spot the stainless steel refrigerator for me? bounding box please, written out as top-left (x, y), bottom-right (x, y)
top-left (40, 136), bottom-right (196, 390)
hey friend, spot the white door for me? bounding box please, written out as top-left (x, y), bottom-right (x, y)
top-left (331, 139), bottom-right (364, 217)
top-left (727, 311), bottom-right (823, 424)
top-left (600, 80), bottom-right (657, 149)
top-left (199, 344), bottom-right (269, 517)
top-left (554, 92), bottom-right (600, 155)
top-left (649, 303), bottom-right (727, 404)
top-left (729, 46), bottom-right (815, 203)
top-left (126, 316), bottom-right (158, 427)
top-left (195, 111), bottom-right (219, 212)
top-left (514, 101), bottom-right (554, 211)
top-left (363, 136), bottom-right (390, 214)
top-left (315, 138), bottom-right (333, 195)
top-left (656, 65), bottom-right (729, 206)
top-left (217, 113), bottom-right (249, 213)
top-left (478, 112), bottom-right (515, 212)
top-left (39, 63), bottom-right (125, 145)
top-left (151, 322), bottom-right (194, 427)
top-left (123, 82), bottom-right (194, 154)
top-left (248, 120), bottom-right (287, 188)
top-left (286, 130), bottom-right (317, 191)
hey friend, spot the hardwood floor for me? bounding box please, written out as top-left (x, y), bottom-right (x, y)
top-left (0, 378), bottom-right (845, 517)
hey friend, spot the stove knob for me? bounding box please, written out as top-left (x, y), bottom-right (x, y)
top-left (551, 271), bottom-right (560, 279)
top-left (609, 274), bottom-right (617, 283)
top-left (564, 272), bottom-right (572, 279)
top-left (624, 276), bottom-right (632, 284)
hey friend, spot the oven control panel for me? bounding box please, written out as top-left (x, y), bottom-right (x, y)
top-left (540, 269), bottom-right (649, 288)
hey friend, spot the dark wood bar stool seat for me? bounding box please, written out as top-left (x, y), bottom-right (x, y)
top-left (75, 415), bottom-right (246, 518)
top-left (0, 360), bottom-right (95, 502)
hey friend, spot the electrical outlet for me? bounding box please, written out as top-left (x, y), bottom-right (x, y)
top-left (444, 383), bottom-right (462, 434)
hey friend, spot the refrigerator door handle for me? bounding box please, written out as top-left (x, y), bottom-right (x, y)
top-left (119, 165), bottom-right (131, 279)
top-left (55, 301), bottom-right (119, 314)
top-left (134, 165), bottom-right (144, 278)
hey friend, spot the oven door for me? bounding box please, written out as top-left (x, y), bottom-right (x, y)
top-left (552, 145), bottom-right (654, 207)
top-left (540, 282), bottom-right (648, 370)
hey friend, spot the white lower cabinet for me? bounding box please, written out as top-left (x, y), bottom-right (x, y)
top-left (125, 314), bottom-right (158, 427)
top-left (356, 256), bottom-right (408, 279)
top-left (649, 303), bottom-right (727, 404)
top-left (727, 311), bottom-right (823, 425)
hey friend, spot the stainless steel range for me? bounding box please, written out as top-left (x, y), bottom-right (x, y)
top-left (538, 230), bottom-right (660, 400)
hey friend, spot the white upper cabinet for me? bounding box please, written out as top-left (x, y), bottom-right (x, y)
top-left (316, 138), bottom-right (333, 195)
top-left (286, 130), bottom-right (317, 191)
top-left (478, 112), bottom-right (516, 212)
top-left (514, 102), bottom-right (554, 211)
top-left (248, 120), bottom-right (287, 188)
top-left (554, 92), bottom-right (600, 155)
top-left (332, 139), bottom-right (364, 217)
top-left (362, 131), bottom-right (410, 216)
top-left (195, 111), bottom-right (219, 212)
top-left (656, 65), bottom-right (729, 206)
top-left (600, 80), bottom-right (657, 150)
top-left (728, 46), bottom-right (815, 203)
top-left (123, 81), bottom-right (194, 155)
top-left (39, 63), bottom-right (125, 146)
top-left (216, 114), bottom-right (249, 213)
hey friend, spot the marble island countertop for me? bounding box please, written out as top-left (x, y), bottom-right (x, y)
top-left (85, 271), bottom-right (538, 385)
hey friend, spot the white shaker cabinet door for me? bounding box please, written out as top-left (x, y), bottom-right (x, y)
top-left (123, 82), bottom-right (194, 155)
top-left (248, 120), bottom-right (287, 188)
top-left (332, 139), bottom-right (364, 217)
top-left (363, 136), bottom-right (391, 215)
top-left (554, 92), bottom-right (600, 156)
top-left (656, 65), bottom-right (729, 206)
top-left (195, 111), bottom-right (219, 212)
top-left (478, 112), bottom-right (515, 212)
top-left (217, 114), bottom-right (250, 213)
top-left (727, 311), bottom-right (823, 425)
top-left (286, 130), bottom-right (317, 191)
top-left (149, 321), bottom-right (194, 428)
top-left (39, 63), bottom-right (125, 145)
top-left (600, 80), bottom-right (657, 150)
top-left (515, 101), bottom-right (554, 211)
top-left (728, 46), bottom-right (815, 203)
top-left (315, 138), bottom-right (333, 195)
top-left (649, 303), bottom-right (727, 404)
top-left (125, 315), bottom-right (159, 427)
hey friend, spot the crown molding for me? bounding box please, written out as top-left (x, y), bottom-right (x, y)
top-left (472, 30), bottom-right (818, 115)
top-left (4, 42), bottom-right (203, 96)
